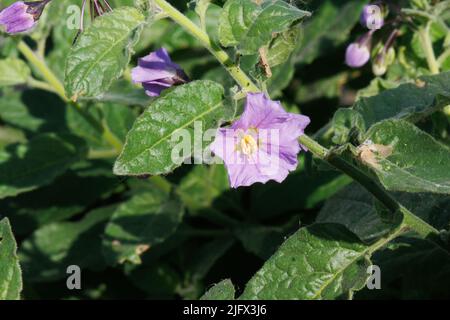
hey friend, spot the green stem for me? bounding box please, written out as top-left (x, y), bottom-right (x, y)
top-left (153, 0), bottom-right (259, 93)
top-left (298, 135), bottom-right (439, 239)
top-left (18, 41), bottom-right (68, 101)
top-left (28, 78), bottom-right (58, 94)
top-left (18, 41), bottom-right (123, 152)
top-left (88, 148), bottom-right (120, 159)
top-left (154, 1), bottom-right (439, 245)
top-left (418, 23), bottom-right (440, 74)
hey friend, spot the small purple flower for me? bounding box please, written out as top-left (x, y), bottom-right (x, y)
top-left (345, 32), bottom-right (373, 68)
top-left (345, 43), bottom-right (370, 68)
top-left (0, 1), bottom-right (49, 34)
top-left (360, 4), bottom-right (384, 30)
top-left (210, 93), bottom-right (310, 188)
top-left (131, 48), bottom-right (189, 97)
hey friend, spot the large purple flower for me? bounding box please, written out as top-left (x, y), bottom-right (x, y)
top-left (0, 1), bottom-right (48, 34)
top-left (131, 48), bottom-right (189, 97)
top-left (210, 93), bottom-right (310, 188)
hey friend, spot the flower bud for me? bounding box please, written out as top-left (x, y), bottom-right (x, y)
top-left (345, 43), bottom-right (370, 68)
top-left (0, 1), bottom-right (49, 34)
top-left (131, 48), bottom-right (189, 97)
top-left (372, 47), bottom-right (395, 76)
top-left (360, 4), bottom-right (384, 30)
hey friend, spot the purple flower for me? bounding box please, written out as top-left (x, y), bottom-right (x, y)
top-left (345, 43), bottom-right (370, 68)
top-left (345, 31), bottom-right (374, 68)
top-left (0, 1), bottom-right (49, 34)
top-left (210, 93), bottom-right (310, 188)
top-left (131, 48), bottom-right (189, 97)
top-left (360, 4), bottom-right (384, 30)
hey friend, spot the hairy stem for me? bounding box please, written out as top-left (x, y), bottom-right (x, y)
top-left (418, 23), bottom-right (440, 74)
top-left (18, 41), bottom-right (67, 101)
top-left (153, 0), bottom-right (260, 93)
top-left (152, 1), bottom-right (440, 244)
top-left (299, 135), bottom-right (439, 239)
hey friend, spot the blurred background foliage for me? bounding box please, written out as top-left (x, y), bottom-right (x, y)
top-left (0, 0), bottom-right (450, 299)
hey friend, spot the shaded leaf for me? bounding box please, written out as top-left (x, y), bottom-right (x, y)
top-left (293, 0), bottom-right (366, 64)
top-left (0, 58), bottom-right (30, 87)
top-left (19, 206), bottom-right (116, 282)
top-left (0, 218), bottom-right (22, 300)
top-left (0, 133), bottom-right (87, 199)
top-left (102, 189), bottom-right (184, 265)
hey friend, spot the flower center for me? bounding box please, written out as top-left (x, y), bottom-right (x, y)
top-left (239, 134), bottom-right (258, 155)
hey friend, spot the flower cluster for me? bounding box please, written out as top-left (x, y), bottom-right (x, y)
top-left (345, 3), bottom-right (397, 75)
top-left (133, 48), bottom-right (310, 188)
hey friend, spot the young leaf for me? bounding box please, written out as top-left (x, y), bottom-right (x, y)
top-left (0, 133), bottom-right (87, 199)
top-left (102, 189), bottom-right (184, 265)
top-left (219, 0), bottom-right (310, 55)
top-left (355, 72), bottom-right (450, 129)
top-left (0, 58), bottom-right (30, 87)
top-left (114, 80), bottom-right (225, 176)
top-left (201, 279), bottom-right (235, 300)
top-left (240, 223), bottom-right (371, 300)
top-left (333, 72), bottom-right (450, 143)
top-left (362, 120), bottom-right (450, 194)
top-left (64, 7), bottom-right (145, 100)
top-left (0, 218), bottom-right (22, 300)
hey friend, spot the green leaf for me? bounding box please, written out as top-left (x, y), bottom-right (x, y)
top-left (0, 218), bottom-right (22, 300)
top-left (240, 223), bottom-right (370, 300)
top-left (362, 238), bottom-right (450, 299)
top-left (64, 7), bottom-right (145, 100)
top-left (333, 72), bottom-right (450, 143)
top-left (102, 189), bottom-right (184, 265)
top-left (201, 279), bottom-right (235, 300)
top-left (250, 160), bottom-right (352, 219)
top-left (114, 80), bottom-right (225, 176)
top-left (266, 27), bottom-right (300, 68)
top-left (318, 183), bottom-right (450, 241)
top-left (293, 0), bottom-right (367, 64)
top-left (100, 103), bottom-right (138, 142)
top-left (0, 58), bottom-right (30, 87)
top-left (0, 133), bottom-right (87, 199)
top-left (176, 164), bottom-right (229, 214)
top-left (0, 89), bottom-right (68, 134)
top-left (128, 263), bottom-right (181, 298)
top-left (19, 205), bottom-right (116, 282)
top-left (363, 120), bottom-right (450, 194)
top-left (356, 72), bottom-right (450, 129)
top-left (219, 0), bottom-right (310, 55)
top-left (2, 169), bottom-right (119, 236)
top-left (187, 236), bottom-right (235, 279)
top-left (234, 224), bottom-right (289, 260)
top-left (317, 184), bottom-right (393, 241)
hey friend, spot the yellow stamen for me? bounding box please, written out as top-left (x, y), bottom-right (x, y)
top-left (239, 134), bottom-right (258, 155)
